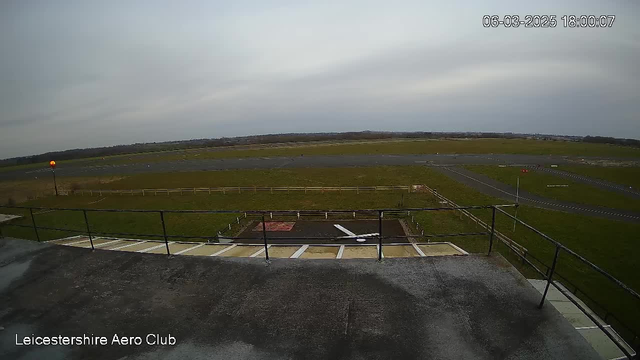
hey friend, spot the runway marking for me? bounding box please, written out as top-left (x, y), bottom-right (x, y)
top-left (174, 243), bottom-right (205, 255)
top-left (443, 167), bottom-right (640, 220)
top-left (336, 245), bottom-right (345, 259)
top-left (88, 197), bottom-right (108, 204)
top-left (291, 245), bottom-right (309, 258)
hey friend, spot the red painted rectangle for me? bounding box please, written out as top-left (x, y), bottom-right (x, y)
top-left (253, 222), bottom-right (296, 232)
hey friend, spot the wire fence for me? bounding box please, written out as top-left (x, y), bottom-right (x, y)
top-left (70, 185), bottom-right (413, 196)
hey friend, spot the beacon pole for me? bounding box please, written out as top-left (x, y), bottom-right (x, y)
top-left (49, 160), bottom-right (58, 196)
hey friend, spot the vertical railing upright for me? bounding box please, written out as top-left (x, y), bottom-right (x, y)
top-left (487, 206), bottom-right (496, 255)
top-left (83, 210), bottom-right (95, 250)
top-left (539, 244), bottom-right (561, 309)
top-left (29, 208), bottom-right (40, 242)
top-left (159, 211), bottom-right (170, 256)
top-left (262, 214), bottom-right (270, 261)
top-left (378, 210), bottom-right (383, 261)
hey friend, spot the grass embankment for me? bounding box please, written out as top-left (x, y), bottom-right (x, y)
top-left (0, 176), bottom-right (125, 205)
top-left (464, 165), bottom-right (640, 212)
top-left (3, 138), bottom-right (640, 173)
top-left (562, 166), bottom-right (640, 190)
top-left (2, 165), bottom-right (638, 340)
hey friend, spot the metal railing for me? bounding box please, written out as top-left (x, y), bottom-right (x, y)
top-left (494, 207), bottom-right (637, 359)
top-left (0, 202), bottom-right (637, 358)
top-left (418, 184), bottom-right (638, 357)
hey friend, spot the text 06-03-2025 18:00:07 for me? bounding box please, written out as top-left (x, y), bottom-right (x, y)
top-left (482, 15), bottom-right (615, 28)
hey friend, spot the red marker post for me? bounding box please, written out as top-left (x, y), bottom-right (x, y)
top-left (49, 160), bottom-right (58, 196)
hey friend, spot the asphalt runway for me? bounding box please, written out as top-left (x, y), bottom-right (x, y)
top-left (530, 167), bottom-right (640, 199)
top-left (3, 154), bottom-right (638, 181)
top-left (434, 167), bottom-right (640, 223)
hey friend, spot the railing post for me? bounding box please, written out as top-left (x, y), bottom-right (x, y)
top-left (488, 206), bottom-right (496, 255)
top-left (262, 214), bottom-right (270, 261)
top-left (539, 244), bottom-right (561, 309)
top-left (29, 208), bottom-right (40, 242)
top-left (160, 211), bottom-right (170, 256)
top-left (378, 210), bottom-right (383, 261)
top-left (83, 210), bottom-right (94, 250)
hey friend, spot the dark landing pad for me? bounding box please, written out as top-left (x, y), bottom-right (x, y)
top-left (235, 219), bottom-right (407, 244)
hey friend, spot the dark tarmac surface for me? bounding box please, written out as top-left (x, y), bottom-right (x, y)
top-left (435, 167), bottom-right (640, 223)
top-left (531, 167), bottom-right (640, 199)
top-left (0, 237), bottom-right (599, 360)
top-left (3, 153), bottom-right (635, 181)
top-left (235, 220), bottom-right (407, 244)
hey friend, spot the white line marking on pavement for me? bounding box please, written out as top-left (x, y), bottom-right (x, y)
top-left (112, 241), bottom-right (147, 250)
top-left (290, 245), bottom-right (309, 258)
top-left (337, 245), bottom-right (345, 259)
top-left (412, 243), bottom-right (426, 257)
top-left (67, 239), bottom-right (91, 246)
top-left (210, 244), bottom-right (236, 256)
top-left (138, 243), bottom-right (171, 253)
top-left (174, 243), bottom-right (205, 255)
top-left (447, 242), bottom-right (469, 255)
top-left (574, 325), bottom-right (611, 330)
top-left (93, 239), bottom-right (122, 248)
top-left (250, 245), bottom-right (270, 257)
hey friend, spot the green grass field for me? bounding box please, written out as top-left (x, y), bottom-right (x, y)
top-left (3, 138), bottom-right (640, 173)
top-left (464, 165), bottom-right (640, 212)
top-left (562, 166), bottom-right (640, 190)
top-left (1, 165), bottom-right (639, 342)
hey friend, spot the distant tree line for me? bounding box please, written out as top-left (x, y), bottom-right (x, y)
top-left (582, 136), bottom-right (640, 147)
top-left (0, 131), bottom-right (636, 167)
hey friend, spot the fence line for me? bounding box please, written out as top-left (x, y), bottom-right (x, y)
top-left (71, 185), bottom-right (412, 196)
top-left (415, 184), bottom-right (637, 357)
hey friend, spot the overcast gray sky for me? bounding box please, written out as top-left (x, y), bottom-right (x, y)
top-left (1, 0), bottom-right (639, 158)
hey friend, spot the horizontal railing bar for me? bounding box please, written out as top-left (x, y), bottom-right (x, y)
top-left (1, 204), bottom-right (507, 214)
top-left (495, 207), bottom-right (640, 303)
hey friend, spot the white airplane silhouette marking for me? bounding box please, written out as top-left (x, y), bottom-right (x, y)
top-left (333, 224), bottom-right (379, 243)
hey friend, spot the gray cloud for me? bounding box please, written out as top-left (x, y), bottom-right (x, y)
top-left (1, 0), bottom-right (639, 158)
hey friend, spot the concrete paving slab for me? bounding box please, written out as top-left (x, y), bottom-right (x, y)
top-left (563, 312), bottom-right (597, 328)
top-left (578, 328), bottom-right (627, 360)
top-left (180, 244), bottom-right (231, 256)
top-left (51, 236), bottom-right (90, 245)
top-left (218, 245), bottom-right (262, 257)
top-left (146, 242), bottom-right (196, 254)
top-left (341, 245), bottom-right (378, 259)
top-left (527, 279), bottom-right (636, 359)
top-left (97, 240), bottom-right (130, 250)
top-left (418, 243), bottom-right (463, 256)
top-left (300, 246), bottom-right (340, 259)
top-left (115, 241), bottom-right (161, 252)
top-left (267, 246), bottom-right (301, 258)
top-left (72, 238), bottom-right (112, 248)
top-left (382, 245), bottom-right (419, 258)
